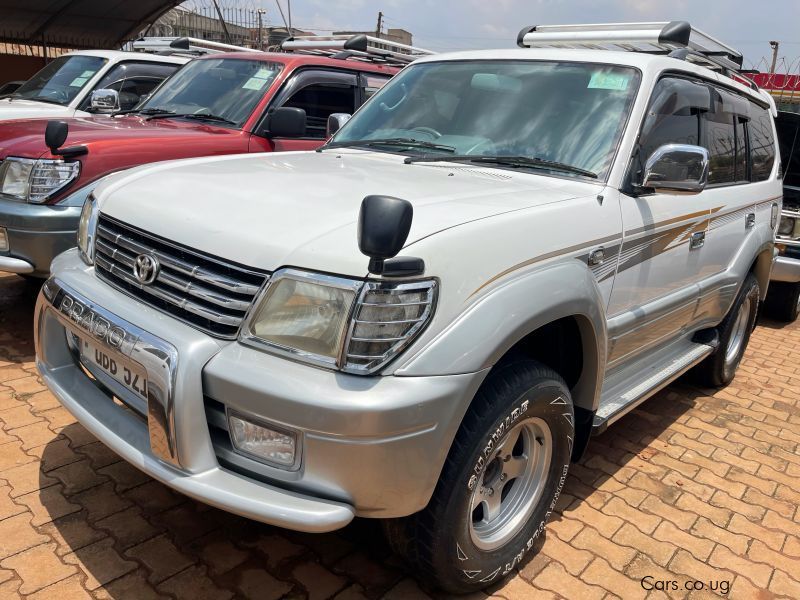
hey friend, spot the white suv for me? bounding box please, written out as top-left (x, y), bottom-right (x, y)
top-left (35, 22), bottom-right (781, 593)
top-left (0, 50), bottom-right (187, 120)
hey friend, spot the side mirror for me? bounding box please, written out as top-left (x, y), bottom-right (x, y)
top-left (642, 143), bottom-right (709, 194)
top-left (327, 113), bottom-right (351, 137)
top-left (266, 106), bottom-right (306, 138)
top-left (45, 120), bottom-right (69, 153)
top-left (358, 195), bottom-right (413, 275)
top-left (44, 120), bottom-right (88, 158)
top-left (90, 89), bottom-right (120, 113)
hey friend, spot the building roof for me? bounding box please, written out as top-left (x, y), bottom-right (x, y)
top-left (0, 0), bottom-right (183, 49)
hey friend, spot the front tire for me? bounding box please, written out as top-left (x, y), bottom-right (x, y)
top-left (763, 281), bottom-right (800, 322)
top-left (695, 273), bottom-right (759, 387)
top-left (385, 361), bottom-right (574, 594)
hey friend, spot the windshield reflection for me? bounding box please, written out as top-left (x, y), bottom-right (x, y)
top-left (333, 60), bottom-right (640, 179)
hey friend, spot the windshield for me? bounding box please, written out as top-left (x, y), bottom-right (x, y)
top-left (138, 58), bottom-right (284, 127)
top-left (12, 55), bottom-right (107, 106)
top-left (332, 60), bottom-right (640, 179)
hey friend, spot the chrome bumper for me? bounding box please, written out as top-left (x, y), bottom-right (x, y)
top-left (0, 255), bottom-right (34, 274)
top-left (35, 274), bottom-right (354, 532)
top-left (771, 255), bottom-right (800, 283)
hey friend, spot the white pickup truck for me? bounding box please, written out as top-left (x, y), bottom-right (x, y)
top-left (0, 50), bottom-right (186, 120)
top-left (35, 22), bottom-right (781, 593)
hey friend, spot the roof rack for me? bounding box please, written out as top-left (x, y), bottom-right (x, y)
top-left (131, 36), bottom-right (260, 56)
top-left (516, 22), bottom-right (745, 75)
top-left (281, 34), bottom-right (435, 66)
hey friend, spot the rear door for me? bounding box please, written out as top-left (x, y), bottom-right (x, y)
top-left (698, 91), bottom-right (778, 326)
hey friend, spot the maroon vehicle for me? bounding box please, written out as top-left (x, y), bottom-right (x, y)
top-left (0, 37), bottom-right (421, 276)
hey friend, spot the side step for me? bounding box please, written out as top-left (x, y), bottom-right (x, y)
top-left (592, 335), bottom-right (717, 434)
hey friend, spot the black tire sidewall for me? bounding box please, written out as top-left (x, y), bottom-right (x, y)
top-left (720, 275), bottom-right (760, 383)
top-left (433, 371), bottom-right (574, 591)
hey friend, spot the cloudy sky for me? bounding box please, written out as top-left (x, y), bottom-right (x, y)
top-left (245, 0), bottom-right (800, 71)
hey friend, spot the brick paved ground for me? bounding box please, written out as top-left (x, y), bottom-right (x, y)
top-left (0, 271), bottom-right (799, 599)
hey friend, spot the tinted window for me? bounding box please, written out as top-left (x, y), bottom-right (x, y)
top-left (283, 82), bottom-right (357, 138)
top-left (776, 112), bottom-right (800, 188)
top-left (335, 61), bottom-right (640, 179)
top-left (750, 106), bottom-right (776, 181)
top-left (81, 61), bottom-right (180, 111)
top-left (734, 118), bottom-right (748, 181)
top-left (12, 55), bottom-right (107, 106)
top-left (637, 77), bottom-right (707, 181)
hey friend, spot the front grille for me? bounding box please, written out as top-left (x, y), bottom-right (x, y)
top-left (94, 214), bottom-right (268, 339)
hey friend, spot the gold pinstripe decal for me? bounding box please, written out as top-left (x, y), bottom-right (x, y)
top-left (469, 197), bottom-right (780, 298)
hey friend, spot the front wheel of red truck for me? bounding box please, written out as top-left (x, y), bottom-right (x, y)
top-left (384, 360), bottom-right (574, 594)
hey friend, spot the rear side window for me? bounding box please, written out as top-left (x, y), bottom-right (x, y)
top-left (749, 106), bottom-right (776, 181)
top-left (702, 87), bottom-right (749, 185)
top-left (704, 112), bottom-right (736, 184)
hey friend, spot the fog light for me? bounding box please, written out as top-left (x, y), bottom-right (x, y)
top-left (0, 228), bottom-right (8, 252)
top-left (228, 412), bottom-right (299, 469)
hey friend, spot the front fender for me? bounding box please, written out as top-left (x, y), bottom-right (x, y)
top-left (396, 260), bottom-right (608, 412)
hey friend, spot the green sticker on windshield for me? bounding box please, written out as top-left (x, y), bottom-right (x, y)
top-left (588, 71), bottom-right (630, 91)
top-left (242, 77), bottom-right (266, 91)
top-left (80, 70), bottom-right (96, 78)
top-left (69, 77), bottom-right (89, 87)
top-left (242, 67), bottom-right (275, 91)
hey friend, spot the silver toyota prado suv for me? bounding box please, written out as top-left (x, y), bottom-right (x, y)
top-left (34, 23), bottom-right (782, 593)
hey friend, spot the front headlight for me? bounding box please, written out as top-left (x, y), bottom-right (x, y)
top-left (242, 269), bottom-right (437, 374)
top-left (77, 194), bottom-right (100, 265)
top-left (0, 157), bottom-right (80, 203)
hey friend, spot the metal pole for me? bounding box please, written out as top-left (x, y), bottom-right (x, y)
top-left (769, 41), bottom-right (780, 74)
top-left (211, 0), bottom-right (232, 44)
top-left (257, 9), bottom-right (265, 50)
top-left (376, 11), bottom-right (383, 37)
top-left (287, 0), bottom-right (293, 37)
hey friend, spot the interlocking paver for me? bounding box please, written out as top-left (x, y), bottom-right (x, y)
top-left (1, 542), bottom-right (77, 594)
top-left (2, 271), bottom-right (800, 598)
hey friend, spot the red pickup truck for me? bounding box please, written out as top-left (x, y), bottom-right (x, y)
top-left (0, 41), bottom-right (408, 276)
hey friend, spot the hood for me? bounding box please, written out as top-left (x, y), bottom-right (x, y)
top-left (0, 115), bottom-right (242, 160)
top-left (0, 98), bottom-right (74, 122)
top-left (96, 150), bottom-right (599, 275)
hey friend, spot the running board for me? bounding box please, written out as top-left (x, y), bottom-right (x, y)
top-left (593, 338), bottom-right (716, 434)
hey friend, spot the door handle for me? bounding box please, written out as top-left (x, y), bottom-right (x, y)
top-left (690, 231), bottom-right (705, 250)
top-left (745, 213), bottom-right (756, 229)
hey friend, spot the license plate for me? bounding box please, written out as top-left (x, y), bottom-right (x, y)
top-left (79, 336), bottom-right (148, 400)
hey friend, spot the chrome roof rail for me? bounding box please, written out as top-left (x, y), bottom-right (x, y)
top-left (282, 34), bottom-right (435, 66)
top-left (132, 36), bottom-right (261, 56)
top-left (517, 22), bottom-right (744, 74)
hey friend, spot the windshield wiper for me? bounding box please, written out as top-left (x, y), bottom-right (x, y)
top-left (27, 97), bottom-right (66, 106)
top-left (319, 137), bottom-right (456, 154)
top-left (180, 113), bottom-right (237, 125)
top-left (404, 154), bottom-right (598, 179)
top-left (141, 108), bottom-right (178, 120)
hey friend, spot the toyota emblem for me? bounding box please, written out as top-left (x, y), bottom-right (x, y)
top-left (133, 254), bottom-right (160, 285)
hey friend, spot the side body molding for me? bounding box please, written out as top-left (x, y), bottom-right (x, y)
top-left (396, 260), bottom-right (608, 413)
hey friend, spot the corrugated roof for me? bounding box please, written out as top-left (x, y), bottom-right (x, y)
top-left (0, 0), bottom-right (183, 50)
